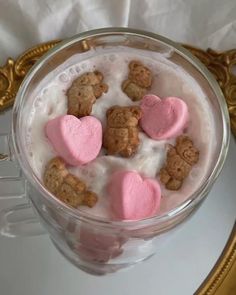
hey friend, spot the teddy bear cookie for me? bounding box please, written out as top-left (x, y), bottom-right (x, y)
top-left (159, 135), bottom-right (199, 190)
top-left (122, 61), bottom-right (153, 101)
top-left (103, 105), bottom-right (142, 157)
top-left (67, 71), bottom-right (108, 117)
top-left (44, 157), bottom-right (98, 208)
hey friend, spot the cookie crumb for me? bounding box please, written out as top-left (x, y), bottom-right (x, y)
top-left (159, 167), bottom-right (171, 184)
top-left (82, 191), bottom-right (98, 208)
top-left (165, 178), bottom-right (182, 190)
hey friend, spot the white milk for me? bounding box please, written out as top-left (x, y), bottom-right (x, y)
top-left (27, 46), bottom-right (216, 219)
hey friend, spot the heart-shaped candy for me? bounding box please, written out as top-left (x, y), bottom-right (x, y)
top-left (107, 170), bottom-right (161, 220)
top-left (140, 94), bottom-right (189, 140)
top-left (45, 115), bottom-right (102, 166)
top-left (77, 227), bottom-right (124, 263)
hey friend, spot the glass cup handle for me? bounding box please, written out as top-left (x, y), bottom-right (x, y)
top-left (0, 134), bottom-right (45, 237)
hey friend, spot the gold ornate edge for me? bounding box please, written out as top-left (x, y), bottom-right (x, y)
top-left (195, 223), bottom-right (236, 295)
top-left (0, 40), bottom-right (236, 294)
top-left (0, 40), bottom-right (61, 111)
top-left (183, 45), bottom-right (236, 137)
top-left (0, 42), bottom-right (235, 135)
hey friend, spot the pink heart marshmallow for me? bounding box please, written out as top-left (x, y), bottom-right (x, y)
top-left (77, 227), bottom-right (125, 263)
top-left (107, 170), bottom-right (161, 220)
top-left (45, 115), bottom-right (102, 166)
top-left (140, 94), bottom-right (189, 140)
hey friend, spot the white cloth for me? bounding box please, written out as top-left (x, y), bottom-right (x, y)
top-left (0, 0), bottom-right (236, 62)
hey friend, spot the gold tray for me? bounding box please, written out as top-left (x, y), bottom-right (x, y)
top-left (0, 41), bottom-right (235, 294)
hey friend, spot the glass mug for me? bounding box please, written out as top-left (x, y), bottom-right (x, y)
top-left (0, 28), bottom-right (230, 275)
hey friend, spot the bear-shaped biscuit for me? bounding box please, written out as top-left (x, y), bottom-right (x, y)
top-left (159, 135), bottom-right (199, 190)
top-left (44, 157), bottom-right (98, 208)
top-left (176, 135), bottom-right (199, 165)
top-left (128, 61), bottom-right (152, 88)
top-left (67, 71), bottom-right (108, 117)
top-left (122, 61), bottom-right (153, 101)
top-left (103, 105), bottom-right (142, 157)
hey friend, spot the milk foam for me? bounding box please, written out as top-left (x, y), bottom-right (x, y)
top-left (27, 47), bottom-right (216, 219)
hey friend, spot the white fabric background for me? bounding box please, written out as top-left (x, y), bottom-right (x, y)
top-left (0, 0), bottom-right (236, 63)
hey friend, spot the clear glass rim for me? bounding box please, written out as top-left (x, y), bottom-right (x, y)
top-left (12, 27), bottom-right (230, 228)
